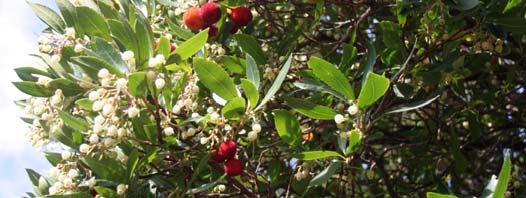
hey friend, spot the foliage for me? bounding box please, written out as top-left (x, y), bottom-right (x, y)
top-left (14, 0), bottom-right (526, 197)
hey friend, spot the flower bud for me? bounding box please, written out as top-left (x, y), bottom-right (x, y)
top-left (252, 123), bottom-right (262, 133)
top-left (89, 134), bottom-right (99, 144)
top-left (127, 106), bottom-right (140, 118)
top-left (74, 44), bottom-right (84, 53)
top-left (117, 184), bottom-right (128, 195)
top-left (247, 131), bottom-right (258, 141)
top-left (347, 104), bottom-right (358, 115)
top-left (61, 150), bottom-right (73, 160)
top-left (121, 51), bottom-right (135, 62)
top-left (163, 127), bottom-right (175, 136)
top-left (155, 78), bottom-right (166, 89)
top-left (115, 78), bottom-right (128, 90)
top-left (97, 69), bottom-right (110, 79)
top-left (334, 114), bottom-right (346, 124)
top-left (65, 27), bottom-right (76, 38)
top-left (79, 144), bottom-right (90, 153)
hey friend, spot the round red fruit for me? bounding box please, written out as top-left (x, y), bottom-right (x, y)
top-left (230, 24), bottom-right (239, 34)
top-left (170, 43), bottom-right (177, 52)
top-left (200, 2), bottom-right (221, 25)
top-left (228, 7), bottom-right (252, 27)
top-left (224, 159), bottom-right (244, 176)
top-left (207, 24), bottom-right (218, 38)
top-left (218, 140), bottom-right (237, 159)
top-left (211, 150), bottom-right (225, 163)
top-left (183, 7), bottom-right (205, 30)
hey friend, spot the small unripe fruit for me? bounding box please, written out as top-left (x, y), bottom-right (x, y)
top-left (218, 140), bottom-right (237, 159)
top-left (228, 7), bottom-right (252, 27)
top-left (200, 2), bottom-right (221, 25)
top-left (224, 159), bottom-right (244, 176)
top-left (170, 43), bottom-right (177, 52)
top-left (183, 7), bottom-right (205, 30)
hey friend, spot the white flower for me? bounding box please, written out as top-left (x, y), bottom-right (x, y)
top-left (48, 186), bottom-right (58, 195)
top-left (79, 144), bottom-right (90, 153)
top-left (172, 105), bottom-right (182, 114)
top-left (92, 100), bottom-right (104, 111)
top-left (36, 76), bottom-right (52, 87)
top-left (224, 124), bottom-right (232, 131)
top-left (462, 121), bottom-right (469, 129)
top-left (121, 51), bottom-right (135, 61)
top-left (347, 104), bottom-right (358, 115)
top-left (88, 91), bottom-right (100, 101)
top-left (107, 126), bottom-right (117, 137)
top-left (50, 90), bottom-right (63, 106)
top-left (67, 169), bottom-right (79, 178)
top-left (104, 138), bottom-right (116, 147)
top-left (117, 184), bottom-right (128, 195)
top-left (163, 127), bottom-right (174, 136)
top-left (65, 27), bottom-right (76, 38)
top-left (102, 104), bottom-right (115, 116)
top-left (115, 78), bottom-right (128, 90)
top-left (61, 150), bottom-right (73, 160)
top-left (93, 124), bottom-right (104, 134)
top-left (183, 99), bottom-right (193, 108)
top-left (252, 123), bottom-right (262, 133)
top-left (155, 78), bottom-right (166, 89)
top-left (86, 177), bottom-right (96, 188)
top-left (200, 137), bottom-right (209, 145)
top-left (89, 134), bottom-right (99, 144)
top-left (117, 128), bottom-right (127, 138)
top-left (217, 184), bottom-right (226, 192)
top-left (146, 70), bottom-right (156, 80)
top-left (247, 131), bottom-right (258, 142)
top-left (49, 167), bottom-right (60, 178)
top-left (94, 115), bottom-right (105, 125)
top-left (165, 33), bottom-right (173, 41)
top-left (51, 54), bottom-right (61, 63)
top-left (101, 78), bottom-right (111, 87)
top-left (148, 54), bottom-right (165, 67)
top-left (127, 106), bottom-right (140, 118)
top-left (187, 128), bottom-right (196, 136)
top-left (334, 114), bottom-right (346, 124)
top-left (191, 112), bottom-right (200, 118)
top-left (210, 112), bottom-right (220, 122)
top-left (74, 44), bottom-right (84, 53)
top-left (97, 69), bottom-right (111, 79)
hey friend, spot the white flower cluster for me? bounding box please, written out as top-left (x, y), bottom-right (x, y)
top-left (205, 43), bottom-right (226, 58)
top-left (294, 162), bottom-right (312, 180)
top-left (171, 75), bottom-right (200, 114)
top-left (48, 162), bottom-right (95, 195)
top-left (334, 103), bottom-right (359, 125)
top-left (247, 123), bottom-right (262, 142)
top-left (24, 96), bottom-right (65, 148)
top-left (38, 27), bottom-right (89, 57)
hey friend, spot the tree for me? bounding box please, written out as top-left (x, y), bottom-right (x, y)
top-left (14, 0), bottom-right (525, 197)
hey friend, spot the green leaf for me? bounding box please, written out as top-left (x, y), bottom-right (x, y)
top-left (245, 53), bottom-right (260, 90)
top-left (77, 7), bottom-right (110, 40)
top-left (240, 79), bottom-right (259, 110)
top-left (44, 152), bottom-right (62, 166)
top-left (157, 36), bottom-right (171, 58)
top-left (340, 44), bottom-right (357, 68)
top-left (379, 21), bottom-right (403, 49)
top-left (13, 82), bottom-right (53, 97)
top-left (294, 78), bottom-right (346, 100)
top-left (14, 67), bottom-right (51, 82)
top-left (193, 58), bottom-right (238, 100)
top-left (307, 56), bottom-right (355, 100)
top-left (82, 155), bottom-right (127, 183)
top-left (89, 38), bottom-right (128, 74)
top-left (58, 110), bottom-right (90, 131)
top-left (168, 21), bottom-right (195, 40)
top-left (26, 169), bottom-right (41, 186)
top-left (127, 72), bottom-right (148, 97)
top-left (426, 192), bottom-right (458, 198)
top-left (255, 54), bottom-right (292, 110)
top-left (220, 55), bottom-right (246, 74)
top-left (108, 19), bottom-right (139, 59)
top-left (27, 1), bottom-right (66, 33)
top-left (292, 151), bottom-right (344, 161)
top-left (493, 151), bottom-right (512, 198)
top-left (384, 94), bottom-right (440, 114)
top-left (186, 175), bottom-right (225, 194)
top-left (71, 56), bottom-right (124, 77)
top-left (284, 97), bottom-right (337, 120)
top-left (171, 29), bottom-right (209, 61)
top-left (234, 34), bottom-right (267, 65)
top-left (56, 0), bottom-right (76, 29)
top-left (134, 13), bottom-right (154, 68)
top-left (357, 72), bottom-right (390, 109)
top-left (187, 154), bottom-right (211, 191)
top-left (457, 0), bottom-right (479, 10)
top-left (48, 78), bottom-right (83, 96)
top-left (222, 97), bottom-right (246, 120)
top-left (503, 0), bottom-right (522, 13)
top-left (126, 150), bottom-right (140, 180)
top-left (345, 129), bottom-right (362, 155)
top-left (273, 110), bottom-right (301, 146)
top-left (309, 161), bottom-right (341, 187)
top-left (358, 41), bottom-right (376, 78)
top-left (94, 187), bottom-right (118, 198)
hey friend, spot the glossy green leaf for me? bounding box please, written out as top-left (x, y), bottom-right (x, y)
top-left (95, 187), bottom-right (118, 198)
top-left (13, 82), bottom-right (53, 97)
top-left (127, 72), bottom-right (148, 97)
top-left (255, 54), bottom-right (292, 110)
top-left (426, 192), bottom-right (458, 198)
top-left (56, 0), bottom-right (76, 29)
top-left (457, 0), bottom-right (479, 10)
top-left (48, 78), bottom-right (83, 96)
top-left (357, 72), bottom-right (390, 109)
top-left (308, 56), bottom-right (355, 100)
top-left (234, 34), bottom-right (267, 65)
top-left (345, 129), bottom-right (362, 155)
top-left (27, 1), bottom-right (66, 33)
top-left (168, 21), bottom-right (195, 40)
top-left (58, 110), bottom-right (89, 131)
top-left (503, 0), bottom-right (522, 13)
top-left (134, 14), bottom-right (154, 68)
top-left (379, 21), bottom-right (403, 49)
top-left (358, 41), bottom-right (376, 78)
top-left (157, 36), bottom-right (171, 58)
top-left (222, 97), bottom-right (246, 120)
top-left (292, 151), bottom-right (344, 161)
top-left (194, 58), bottom-right (238, 100)
top-left (309, 161), bottom-right (341, 187)
top-left (245, 53), bottom-right (260, 90)
top-left (294, 78), bottom-right (346, 100)
top-left (171, 29), bottom-right (208, 60)
top-left (284, 97), bottom-right (337, 120)
top-left (493, 151), bottom-right (512, 198)
top-left (240, 79), bottom-right (259, 110)
top-left (77, 7), bottom-right (110, 40)
top-left (273, 110), bottom-right (301, 146)
top-left (220, 55), bottom-right (246, 74)
top-left (44, 152), bottom-right (62, 166)
top-left (71, 56), bottom-right (124, 77)
top-left (82, 155), bottom-right (127, 183)
top-left (89, 38), bottom-right (128, 74)
top-left (108, 19), bottom-right (139, 58)
top-left (384, 94), bottom-right (440, 114)
top-left (14, 67), bottom-right (51, 82)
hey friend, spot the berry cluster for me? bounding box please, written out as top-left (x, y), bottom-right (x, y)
top-left (183, 2), bottom-right (253, 37)
top-left (212, 140), bottom-right (244, 176)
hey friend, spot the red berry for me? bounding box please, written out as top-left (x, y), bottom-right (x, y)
top-left (207, 24), bottom-right (218, 38)
top-left (230, 24), bottom-right (239, 34)
top-left (228, 7), bottom-right (252, 27)
top-left (224, 159), bottom-right (244, 176)
top-left (218, 140), bottom-right (237, 159)
top-left (170, 43), bottom-right (177, 52)
top-left (200, 2), bottom-right (221, 25)
top-left (211, 150), bottom-right (225, 163)
top-left (183, 7), bottom-right (205, 30)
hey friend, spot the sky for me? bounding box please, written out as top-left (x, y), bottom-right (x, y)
top-left (0, 0), bottom-right (57, 197)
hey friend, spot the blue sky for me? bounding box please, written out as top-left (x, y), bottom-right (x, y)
top-left (0, 0), bottom-right (57, 197)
